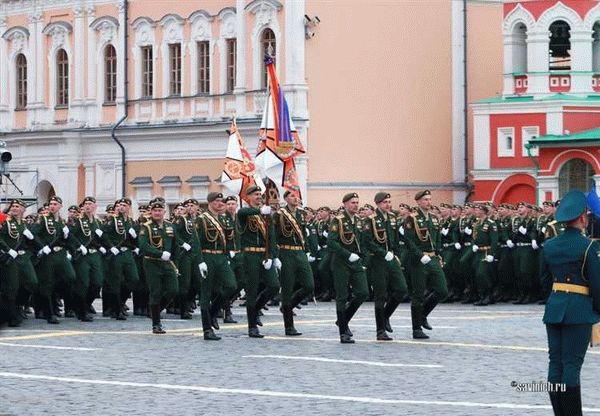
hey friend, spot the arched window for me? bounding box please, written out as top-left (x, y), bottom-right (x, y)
top-left (104, 45), bottom-right (117, 103)
top-left (56, 49), bottom-right (69, 107)
top-left (261, 28), bottom-right (276, 89)
top-left (549, 20), bottom-right (571, 71)
top-left (16, 54), bottom-right (27, 109)
top-left (512, 23), bottom-right (527, 73)
top-left (558, 158), bottom-right (593, 197)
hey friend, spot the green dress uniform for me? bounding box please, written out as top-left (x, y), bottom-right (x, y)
top-left (440, 216), bottom-right (462, 301)
top-left (138, 217), bottom-right (179, 333)
top-left (132, 215), bottom-right (150, 316)
top-left (31, 213), bottom-right (77, 324)
top-left (327, 209), bottom-right (369, 343)
top-left (223, 211), bottom-right (245, 299)
top-left (510, 212), bottom-right (538, 304)
top-left (364, 208), bottom-right (408, 340)
top-left (542, 191), bottom-right (600, 415)
top-left (316, 218), bottom-right (334, 300)
top-left (471, 216), bottom-right (498, 305)
top-left (197, 210), bottom-right (237, 337)
top-left (0, 215), bottom-right (39, 326)
top-left (305, 218), bottom-right (320, 293)
top-left (497, 214), bottom-right (515, 301)
top-left (237, 206), bottom-right (280, 338)
top-left (273, 206), bottom-right (315, 335)
top-left (403, 208), bottom-right (449, 339)
top-left (458, 214), bottom-right (477, 302)
top-left (68, 213), bottom-right (105, 321)
top-left (100, 213), bottom-right (140, 319)
top-left (173, 213), bottom-right (202, 319)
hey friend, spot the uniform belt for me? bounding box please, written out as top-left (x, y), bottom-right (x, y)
top-left (552, 282), bottom-right (590, 296)
top-left (244, 247), bottom-right (266, 253)
top-left (478, 246), bottom-right (491, 250)
top-left (463, 242), bottom-right (472, 246)
top-left (516, 242), bottom-right (531, 247)
top-left (144, 256), bottom-right (164, 261)
top-left (120, 247), bottom-right (129, 252)
top-left (17, 250), bottom-right (26, 255)
top-left (279, 244), bottom-right (303, 251)
top-left (52, 246), bottom-right (63, 252)
top-left (202, 249), bottom-right (225, 254)
top-left (423, 251), bottom-right (436, 256)
top-left (88, 248), bottom-right (97, 254)
top-left (442, 243), bottom-right (453, 248)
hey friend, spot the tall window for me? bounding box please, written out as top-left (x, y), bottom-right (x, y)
top-left (169, 43), bottom-right (181, 96)
top-left (261, 29), bottom-right (276, 89)
top-left (16, 54), bottom-right (27, 109)
top-left (141, 46), bottom-right (153, 98)
top-left (226, 38), bottom-right (236, 93)
top-left (104, 45), bottom-right (117, 103)
top-left (549, 20), bottom-right (571, 71)
top-left (197, 41), bottom-right (210, 94)
top-left (559, 158), bottom-right (593, 197)
top-left (56, 49), bottom-right (69, 107)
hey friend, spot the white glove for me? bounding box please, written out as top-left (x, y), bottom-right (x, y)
top-left (110, 247), bottom-right (120, 256)
top-left (472, 244), bottom-right (479, 253)
top-left (99, 247), bottom-right (107, 255)
top-left (464, 227), bottom-right (472, 235)
top-left (260, 205), bottom-right (272, 215)
top-left (199, 262), bottom-right (208, 279)
top-left (262, 258), bottom-right (273, 270)
top-left (161, 251), bottom-right (171, 261)
top-left (8, 249), bottom-right (18, 259)
top-left (79, 245), bottom-right (88, 256)
top-left (307, 253), bottom-right (316, 263)
top-left (62, 226), bottom-right (69, 238)
top-left (133, 248), bottom-right (140, 255)
top-left (454, 242), bottom-right (461, 250)
top-left (541, 227), bottom-right (547, 234)
top-left (519, 226), bottom-right (527, 235)
top-left (66, 252), bottom-right (72, 261)
top-left (532, 240), bottom-right (539, 250)
top-left (506, 240), bottom-right (515, 248)
top-left (42, 245), bottom-right (51, 255)
top-left (273, 258), bottom-right (282, 271)
top-left (95, 229), bottom-right (103, 238)
top-left (441, 228), bottom-right (449, 236)
top-left (128, 228), bottom-right (137, 238)
top-left (348, 253), bottom-right (360, 262)
top-left (420, 255), bottom-right (431, 265)
top-left (182, 242), bottom-right (191, 252)
top-left (23, 229), bottom-right (34, 240)
top-left (485, 255), bottom-right (494, 263)
top-left (399, 226), bottom-right (405, 236)
top-left (229, 251), bottom-right (236, 259)
top-left (384, 251), bottom-right (394, 262)
top-left (322, 230), bottom-right (329, 238)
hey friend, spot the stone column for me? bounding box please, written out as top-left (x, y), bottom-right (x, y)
top-left (234, 0), bottom-right (247, 116)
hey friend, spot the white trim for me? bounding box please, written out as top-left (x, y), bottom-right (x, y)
top-left (472, 113), bottom-right (490, 170)
top-left (218, 8), bottom-right (237, 95)
top-left (452, 0), bottom-right (466, 182)
top-left (189, 11), bottom-right (213, 96)
top-left (502, 4), bottom-right (535, 35)
top-left (497, 127), bottom-right (515, 158)
top-left (249, 5), bottom-right (282, 91)
top-left (544, 148), bottom-right (600, 174)
top-left (521, 126), bottom-right (539, 157)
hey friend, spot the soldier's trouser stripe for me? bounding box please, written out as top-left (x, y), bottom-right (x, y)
top-left (1, 372), bottom-right (598, 412)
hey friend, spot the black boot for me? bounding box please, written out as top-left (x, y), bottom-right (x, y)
top-left (203, 329), bottom-right (221, 340)
top-left (77, 296), bottom-right (93, 322)
top-left (223, 306), bottom-right (237, 323)
top-left (283, 306), bottom-right (301, 336)
top-left (548, 391), bottom-right (563, 416)
top-left (180, 295), bottom-right (192, 320)
top-left (560, 385), bottom-right (582, 416)
top-left (411, 304), bottom-right (428, 339)
top-left (335, 309), bottom-right (353, 337)
top-left (336, 310), bottom-right (354, 343)
top-left (46, 297), bottom-right (59, 324)
top-left (375, 308), bottom-right (392, 341)
top-left (7, 300), bottom-right (22, 327)
top-left (247, 306), bottom-right (263, 338)
top-left (383, 298), bottom-right (401, 333)
top-left (422, 293), bottom-right (439, 330)
top-left (115, 295), bottom-right (127, 320)
top-left (151, 305), bottom-right (165, 334)
top-left (201, 309), bottom-right (220, 340)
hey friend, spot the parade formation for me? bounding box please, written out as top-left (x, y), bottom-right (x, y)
top-left (0, 188), bottom-right (564, 344)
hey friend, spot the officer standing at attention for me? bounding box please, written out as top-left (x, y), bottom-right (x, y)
top-left (542, 190), bottom-right (600, 415)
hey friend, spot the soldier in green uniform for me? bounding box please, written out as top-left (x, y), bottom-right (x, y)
top-left (470, 204), bottom-right (498, 306)
top-left (316, 207), bottom-right (334, 301)
top-left (496, 203), bottom-right (515, 302)
top-left (439, 203), bottom-right (462, 302)
top-left (364, 192), bottom-right (408, 340)
top-left (403, 190), bottom-right (448, 339)
top-left (458, 203), bottom-right (477, 303)
top-left (100, 198), bottom-right (139, 320)
top-left (0, 199), bottom-right (39, 326)
top-left (183, 198), bottom-right (202, 315)
top-left (542, 191), bottom-right (600, 415)
top-left (273, 190), bottom-right (315, 336)
top-left (138, 200), bottom-right (180, 334)
top-left (31, 196), bottom-right (77, 324)
top-left (132, 204), bottom-right (150, 316)
top-left (327, 192), bottom-right (369, 344)
top-left (396, 203), bottom-right (413, 299)
top-left (509, 202), bottom-right (538, 304)
top-left (223, 196), bottom-right (243, 323)
top-left (196, 192), bottom-right (236, 340)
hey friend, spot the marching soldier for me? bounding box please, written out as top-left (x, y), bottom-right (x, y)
top-left (470, 204), bottom-right (498, 306)
top-left (316, 207), bottom-right (334, 301)
top-left (327, 192), bottom-right (369, 344)
top-left (509, 202), bottom-right (538, 304)
top-left (439, 203), bottom-right (462, 302)
top-left (496, 203), bottom-right (515, 301)
top-left (458, 203), bottom-right (477, 303)
top-left (542, 191), bottom-right (600, 415)
top-left (223, 195), bottom-right (243, 323)
top-left (365, 192), bottom-right (408, 340)
top-left (273, 190), bottom-right (315, 336)
top-left (237, 186), bottom-right (281, 338)
top-left (403, 190), bottom-right (448, 339)
top-left (138, 200), bottom-right (180, 334)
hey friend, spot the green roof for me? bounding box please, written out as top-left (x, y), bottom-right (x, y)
top-left (476, 93), bottom-right (600, 104)
top-left (530, 127), bottom-right (600, 146)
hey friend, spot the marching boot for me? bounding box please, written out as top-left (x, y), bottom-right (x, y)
top-left (247, 306), bottom-right (264, 338)
top-left (115, 295), bottom-right (127, 320)
top-left (375, 308), bottom-right (392, 341)
top-left (283, 306), bottom-right (301, 336)
top-left (422, 293), bottom-right (439, 331)
top-left (548, 391), bottom-right (563, 416)
top-left (201, 309), bottom-right (221, 340)
top-left (151, 305), bottom-right (165, 334)
top-left (411, 304), bottom-right (428, 339)
top-left (102, 292), bottom-right (111, 317)
top-left (7, 300), bottom-right (22, 327)
top-left (383, 298), bottom-right (401, 333)
top-left (560, 385), bottom-right (582, 416)
top-left (77, 296), bottom-right (93, 322)
top-left (46, 297), bottom-right (59, 324)
top-left (337, 310), bottom-right (354, 343)
top-left (335, 307), bottom-right (353, 337)
top-left (209, 295), bottom-right (223, 329)
top-left (180, 295), bottom-right (192, 320)
top-left (223, 306), bottom-right (237, 324)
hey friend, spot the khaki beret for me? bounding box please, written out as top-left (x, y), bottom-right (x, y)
top-left (150, 201), bottom-right (165, 210)
top-left (49, 196), bottom-right (63, 204)
top-left (246, 185), bottom-right (262, 196)
top-left (183, 198), bottom-right (199, 206)
top-left (374, 192), bottom-right (391, 204)
top-left (414, 190), bottom-right (431, 201)
top-left (342, 192), bottom-right (359, 203)
top-left (82, 196), bottom-right (96, 204)
top-left (224, 196), bottom-right (237, 203)
top-left (9, 199), bottom-right (26, 208)
top-left (207, 192), bottom-right (224, 203)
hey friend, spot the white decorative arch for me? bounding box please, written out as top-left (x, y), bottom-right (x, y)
top-left (536, 1), bottom-right (583, 31)
top-left (132, 17), bottom-right (156, 100)
top-left (189, 10), bottom-right (214, 95)
top-left (502, 3), bottom-right (535, 35)
top-left (218, 8), bottom-right (237, 94)
top-left (246, 0), bottom-right (282, 90)
top-left (89, 16), bottom-right (119, 106)
top-left (160, 13), bottom-right (185, 97)
top-left (43, 22), bottom-right (72, 109)
top-left (4, 27), bottom-right (31, 111)
top-left (583, 3), bottom-right (600, 31)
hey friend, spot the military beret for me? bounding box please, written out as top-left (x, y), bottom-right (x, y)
top-left (49, 196), bottom-right (63, 204)
top-left (283, 190), bottom-right (293, 199)
top-left (453, 204), bottom-right (463, 210)
top-left (149, 197), bottom-right (165, 205)
top-left (414, 190), bottom-right (431, 201)
top-left (175, 203), bottom-right (185, 209)
top-left (363, 204), bottom-right (374, 211)
top-left (37, 207), bottom-right (46, 214)
top-left (150, 201), bottom-right (165, 210)
top-left (78, 202), bottom-right (85, 208)
top-left (246, 185), bottom-right (262, 196)
top-left (374, 192), bottom-right (391, 204)
top-left (555, 190), bottom-right (587, 222)
top-left (542, 201), bottom-right (555, 207)
top-left (342, 192), bottom-right (359, 203)
top-left (9, 199), bottom-right (26, 208)
top-left (305, 207), bottom-right (315, 213)
top-left (398, 203), bottom-right (411, 209)
top-left (183, 198), bottom-right (199, 206)
top-left (318, 206), bottom-right (331, 212)
top-left (224, 196), bottom-right (237, 203)
top-left (82, 196), bottom-right (96, 204)
top-left (68, 205), bottom-right (80, 212)
top-left (440, 203), bottom-right (452, 209)
top-left (138, 204), bottom-right (149, 211)
top-left (117, 197), bottom-right (132, 206)
top-left (106, 204), bottom-right (114, 212)
top-left (207, 192), bottom-right (224, 203)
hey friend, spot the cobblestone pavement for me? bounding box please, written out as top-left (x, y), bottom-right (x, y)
top-left (1, 301), bottom-right (600, 416)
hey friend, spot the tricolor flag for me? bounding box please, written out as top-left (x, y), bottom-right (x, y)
top-left (255, 55), bottom-right (305, 199)
top-left (221, 119), bottom-right (265, 204)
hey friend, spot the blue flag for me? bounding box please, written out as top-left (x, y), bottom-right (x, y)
top-left (586, 184), bottom-right (600, 216)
